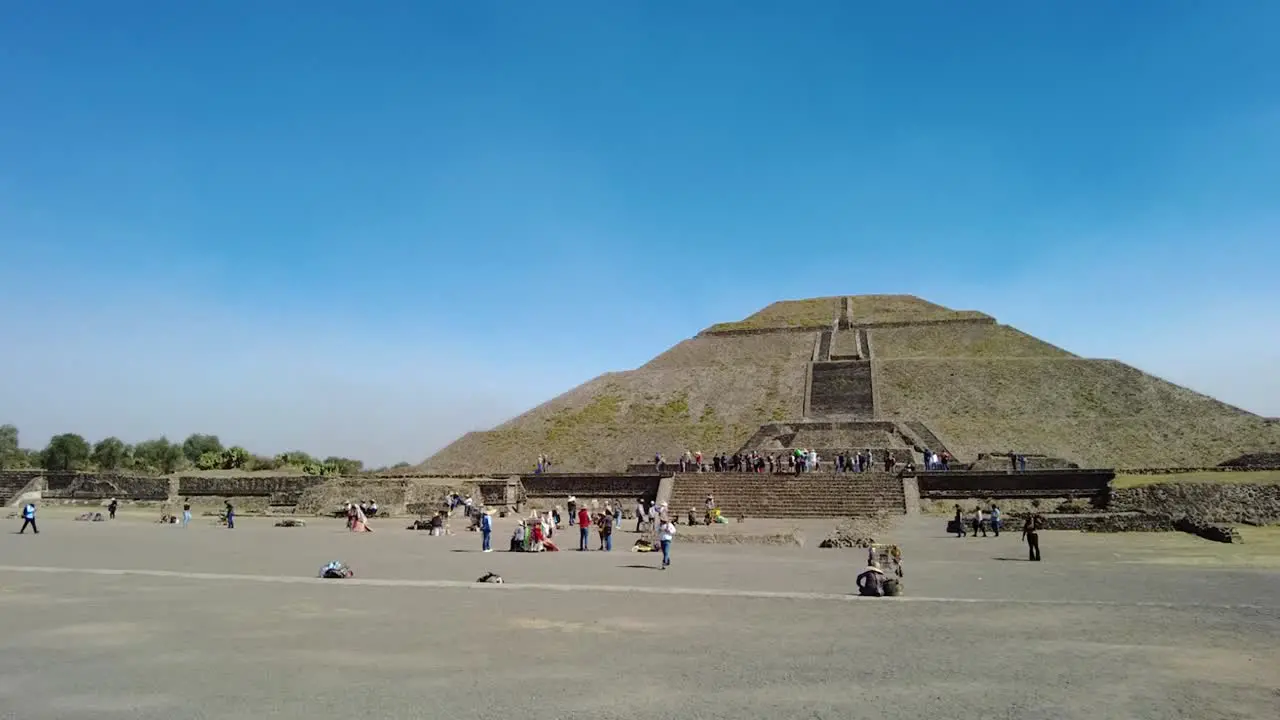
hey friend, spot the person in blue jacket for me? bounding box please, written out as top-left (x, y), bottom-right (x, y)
top-left (480, 509), bottom-right (493, 552)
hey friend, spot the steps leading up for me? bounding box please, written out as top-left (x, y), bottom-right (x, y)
top-left (808, 360), bottom-right (874, 418)
top-left (669, 472), bottom-right (906, 518)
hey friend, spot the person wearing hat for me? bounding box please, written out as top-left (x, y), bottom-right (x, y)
top-left (480, 508), bottom-right (494, 552)
top-left (856, 562), bottom-right (886, 597)
top-left (511, 520), bottom-right (526, 552)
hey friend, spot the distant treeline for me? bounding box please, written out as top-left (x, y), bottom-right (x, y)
top-left (0, 424), bottom-right (412, 476)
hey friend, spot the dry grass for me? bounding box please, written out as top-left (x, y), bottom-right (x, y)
top-left (1111, 471), bottom-right (1280, 489)
top-left (422, 345), bottom-right (809, 472)
top-left (704, 297), bottom-right (839, 333)
top-left (877, 358), bottom-right (1280, 468)
top-left (870, 323), bottom-right (1073, 358)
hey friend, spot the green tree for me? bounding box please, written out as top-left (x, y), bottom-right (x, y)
top-left (42, 433), bottom-right (92, 472)
top-left (324, 457), bottom-right (364, 476)
top-left (90, 436), bottom-right (129, 471)
top-left (0, 424), bottom-right (21, 469)
top-left (133, 437), bottom-right (186, 475)
top-left (222, 446), bottom-right (250, 470)
top-left (276, 451), bottom-right (316, 468)
top-left (195, 451), bottom-right (224, 470)
top-left (182, 434), bottom-right (224, 464)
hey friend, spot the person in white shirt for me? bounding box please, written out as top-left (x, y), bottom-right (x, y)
top-left (972, 506), bottom-right (987, 538)
top-left (658, 519), bottom-right (676, 569)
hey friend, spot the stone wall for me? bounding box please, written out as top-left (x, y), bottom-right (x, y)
top-left (519, 474), bottom-right (662, 504)
top-left (41, 473), bottom-right (170, 501)
top-left (177, 476), bottom-right (327, 498)
top-left (916, 469), bottom-right (1114, 499)
top-left (1108, 483), bottom-right (1280, 525)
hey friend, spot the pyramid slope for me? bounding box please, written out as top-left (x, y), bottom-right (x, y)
top-left (875, 358), bottom-right (1278, 468)
top-left (420, 332), bottom-right (815, 473)
top-left (418, 295), bottom-right (1280, 473)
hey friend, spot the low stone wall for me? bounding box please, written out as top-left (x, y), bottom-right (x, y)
top-left (916, 469), bottom-right (1114, 499)
top-left (1108, 483), bottom-right (1280, 525)
top-left (1173, 516), bottom-right (1242, 543)
top-left (41, 473), bottom-right (169, 501)
top-left (519, 474), bottom-right (662, 504)
top-left (178, 476), bottom-right (326, 498)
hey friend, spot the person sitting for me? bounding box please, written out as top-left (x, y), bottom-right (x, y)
top-left (856, 562), bottom-right (887, 597)
top-left (367, 500), bottom-right (378, 517)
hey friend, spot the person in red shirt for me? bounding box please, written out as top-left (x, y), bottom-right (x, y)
top-left (577, 507), bottom-right (591, 550)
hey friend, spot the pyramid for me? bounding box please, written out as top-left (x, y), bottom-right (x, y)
top-left (418, 295), bottom-right (1280, 473)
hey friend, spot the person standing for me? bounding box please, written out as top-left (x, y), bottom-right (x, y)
top-left (952, 504), bottom-right (966, 537)
top-left (19, 502), bottom-right (38, 534)
top-left (577, 506), bottom-right (591, 550)
top-left (658, 518), bottom-right (675, 569)
top-left (480, 509), bottom-right (493, 552)
top-left (224, 501), bottom-right (235, 529)
top-left (1022, 512), bottom-right (1043, 561)
top-left (107, 498), bottom-right (118, 520)
top-left (598, 511), bottom-right (613, 551)
top-left (990, 504), bottom-right (1002, 537)
top-left (182, 501), bottom-right (192, 528)
top-left (567, 495), bottom-right (578, 525)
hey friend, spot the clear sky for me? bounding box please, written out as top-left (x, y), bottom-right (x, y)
top-left (2, 1), bottom-right (1277, 465)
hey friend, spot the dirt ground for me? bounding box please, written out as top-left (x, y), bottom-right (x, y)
top-left (1, 511), bottom-right (1277, 719)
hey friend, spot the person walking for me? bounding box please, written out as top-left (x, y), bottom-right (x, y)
top-left (577, 506), bottom-right (591, 550)
top-left (990, 504), bottom-right (1002, 537)
top-left (19, 502), bottom-right (38, 534)
top-left (480, 509), bottom-right (493, 552)
top-left (224, 501), bottom-right (235, 529)
top-left (972, 506), bottom-right (987, 538)
top-left (182, 501), bottom-right (192, 528)
top-left (658, 518), bottom-right (675, 569)
top-left (1022, 511), bottom-right (1043, 561)
top-left (952, 504), bottom-right (967, 537)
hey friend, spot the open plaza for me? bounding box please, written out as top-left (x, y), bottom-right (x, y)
top-left (1, 508), bottom-right (1277, 720)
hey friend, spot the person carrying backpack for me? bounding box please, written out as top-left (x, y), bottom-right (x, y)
top-left (19, 503), bottom-right (38, 534)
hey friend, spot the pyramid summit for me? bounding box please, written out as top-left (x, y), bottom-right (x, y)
top-left (419, 295), bottom-right (1279, 474)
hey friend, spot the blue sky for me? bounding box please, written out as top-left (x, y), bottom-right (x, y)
top-left (2, 1), bottom-right (1277, 465)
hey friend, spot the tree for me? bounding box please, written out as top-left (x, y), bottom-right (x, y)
top-left (324, 457), bottom-right (364, 476)
top-left (0, 424), bottom-right (21, 469)
top-left (133, 437), bottom-right (186, 475)
top-left (223, 446), bottom-right (250, 470)
top-left (182, 434), bottom-right (224, 464)
top-left (91, 437), bottom-right (129, 471)
top-left (42, 433), bottom-right (92, 472)
top-left (276, 451), bottom-right (316, 468)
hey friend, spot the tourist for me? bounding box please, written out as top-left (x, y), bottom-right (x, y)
top-left (577, 506), bottom-right (591, 550)
top-left (953, 504), bottom-right (966, 537)
top-left (224, 501), bottom-right (235, 529)
top-left (972, 506), bottom-right (987, 537)
top-left (19, 502), bottom-right (38, 534)
top-left (1018, 455), bottom-right (1027, 472)
top-left (694, 450), bottom-right (703, 470)
top-left (511, 521), bottom-right (525, 552)
top-left (612, 503), bottom-right (623, 530)
top-left (463, 495), bottom-right (474, 517)
top-left (182, 501), bottom-right (192, 528)
top-left (480, 509), bottom-right (493, 552)
top-left (368, 500), bottom-right (378, 517)
top-left (1022, 506), bottom-right (1044, 561)
top-left (1009, 451), bottom-right (1018, 472)
top-left (856, 562), bottom-right (886, 597)
top-left (552, 506), bottom-right (562, 528)
top-left (108, 498), bottom-right (118, 520)
top-left (990, 504), bottom-right (1002, 537)
top-left (658, 517), bottom-right (676, 569)
top-left (351, 503), bottom-right (371, 532)
top-left (598, 511), bottom-right (613, 551)
top-left (634, 498), bottom-right (646, 532)
top-left (567, 495), bottom-right (578, 525)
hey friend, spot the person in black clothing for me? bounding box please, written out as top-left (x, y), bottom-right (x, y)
top-left (1023, 512), bottom-right (1043, 561)
top-left (952, 504), bottom-right (967, 537)
top-left (108, 498), bottom-right (118, 520)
